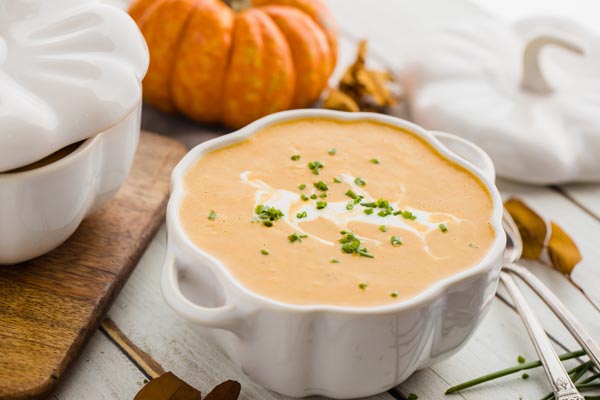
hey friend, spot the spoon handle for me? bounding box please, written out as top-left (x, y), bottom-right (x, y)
top-left (500, 272), bottom-right (584, 400)
top-left (505, 263), bottom-right (600, 371)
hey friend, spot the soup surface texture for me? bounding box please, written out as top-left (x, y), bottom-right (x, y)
top-left (180, 118), bottom-right (495, 307)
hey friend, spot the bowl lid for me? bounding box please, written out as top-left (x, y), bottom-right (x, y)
top-left (0, 0), bottom-right (149, 172)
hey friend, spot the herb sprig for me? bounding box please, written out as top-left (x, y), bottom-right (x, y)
top-left (445, 349), bottom-right (590, 394)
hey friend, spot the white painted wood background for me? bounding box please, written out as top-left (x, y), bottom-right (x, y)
top-left (52, 1), bottom-right (600, 399)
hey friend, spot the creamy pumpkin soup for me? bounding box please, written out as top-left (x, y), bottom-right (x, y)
top-left (180, 118), bottom-right (495, 307)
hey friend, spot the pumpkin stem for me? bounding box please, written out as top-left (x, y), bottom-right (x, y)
top-left (223, 0), bottom-right (252, 12)
top-left (521, 36), bottom-right (584, 95)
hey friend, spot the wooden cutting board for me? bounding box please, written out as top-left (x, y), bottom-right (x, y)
top-left (0, 131), bottom-right (187, 400)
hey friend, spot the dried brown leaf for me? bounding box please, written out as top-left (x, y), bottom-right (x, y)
top-left (504, 198), bottom-right (547, 260)
top-left (547, 221), bottom-right (582, 275)
top-left (327, 40), bottom-right (398, 113)
top-left (355, 69), bottom-right (396, 107)
top-left (134, 372), bottom-right (201, 400)
top-left (204, 380), bottom-right (242, 400)
top-left (323, 88), bottom-right (360, 112)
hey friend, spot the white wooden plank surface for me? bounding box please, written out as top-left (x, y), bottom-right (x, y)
top-left (52, 331), bottom-right (146, 400)
top-left (559, 184), bottom-right (600, 221)
top-left (53, 1), bottom-right (600, 399)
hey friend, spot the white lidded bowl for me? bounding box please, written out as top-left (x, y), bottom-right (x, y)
top-left (0, 104), bottom-right (141, 264)
top-left (0, 0), bottom-right (148, 264)
top-left (162, 110), bottom-right (505, 398)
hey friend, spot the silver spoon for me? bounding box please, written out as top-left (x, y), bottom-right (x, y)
top-left (501, 210), bottom-right (584, 400)
top-left (503, 210), bottom-right (600, 370)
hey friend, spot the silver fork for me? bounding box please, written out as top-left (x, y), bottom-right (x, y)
top-left (501, 211), bottom-right (585, 400)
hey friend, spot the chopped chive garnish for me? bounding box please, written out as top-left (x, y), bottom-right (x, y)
top-left (307, 160), bottom-right (324, 175)
top-left (333, 177), bottom-right (342, 183)
top-left (364, 208), bottom-right (374, 215)
top-left (345, 189), bottom-right (358, 199)
top-left (288, 233), bottom-right (308, 243)
top-left (208, 210), bottom-right (217, 221)
top-left (517, 355), bottom-right (526, 364)
top-left (296, 211), bottom-right (307, 219)
top-left (310, 194), bottom-right (317, 199)
top-left (346, 201), bottom-right (354, 211)
top-left (393, 210), bottom-right (402, 216)
top-left (358, 248), bottom-right (374, 258)
top-left (260, 249), bottom-right (269, 255)
top-left (390, 236), bottom-right (402, 247)
top-left (358, 283), bottom-right (368, 290)
top-left (521, 373), bottom-right (529, 380)
top-left (328, 148), bottom-right (337, 155)
top-left (330, 258), bottom-right (340, 264)
top-left (298, 184), bottom-right (306, 190)
top-left (370, 158), bottom-right (380, 164)
top-left (314, 181), bottom-right (329, 191)
top-left (390, 291), bottom-right (399, 298)
top-left (339, 232), bottom-right (374, 258)
top-left (254, 205), bottom-right (284, 227)
top-left (379, 225), bottom-right (387, 232)
top-left (360, 202), bottom-right (376, 208)
top-left (316, 201), bottom-right (327, 210)
top-left (354, 177), bottom-right (366, 186)
top-left (439, 223), bottom-right (448, 233)
top-left (340, 232), bottom-right (360, 253)
top-left (291, 154), bottom-right (301, 161)
top-left (319, 193), bottom-right (327, 198)
top-left (376, 198), bottom-right (390, 208)
top-left (407, 394), bottom-right (418, 400)
top-left (401, 210), bottom-right (417, 220)
top-left (301, 194), bottom-right (309, 201)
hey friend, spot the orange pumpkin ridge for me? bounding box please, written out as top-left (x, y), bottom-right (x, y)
top-left (222, 8), bottom-right (295, 128)
top-left (133, 0), bottom-right (198, 112)
top-left (260, 5), bottom-right (331, 108)
top-left (172, 0), bottom-right (235, 122)
top-left (129, 0), bottom-right (164, 23)
top-left (252, 0), bottom-right (338, 74)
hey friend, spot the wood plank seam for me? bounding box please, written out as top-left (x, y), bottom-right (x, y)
top-left (99, 318), bottom-right (166, 381)
top-left (552, 186), bottom-right (600, 224)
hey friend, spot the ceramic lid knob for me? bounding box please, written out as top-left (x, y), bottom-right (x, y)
top-left (0, 0), bottom-right (149, 172)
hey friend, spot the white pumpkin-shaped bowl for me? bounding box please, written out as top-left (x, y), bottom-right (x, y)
top-left (161, 110), bottom-right (505, 398)
top-left (404, 16), bottom-right (600, 184)
top-left (0, 0), bottom-right (148, 264)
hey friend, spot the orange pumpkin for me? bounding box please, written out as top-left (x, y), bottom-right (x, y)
top-left (129, 0), bottom-right (338, 128)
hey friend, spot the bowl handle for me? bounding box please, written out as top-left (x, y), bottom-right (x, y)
top-left (161, 255), bottom-right (241, 331)
top-left (430, 131), bottom-right (496, 183)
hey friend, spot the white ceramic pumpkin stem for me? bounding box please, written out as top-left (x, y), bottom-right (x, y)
top-left (521, 36), bottom-right (584, 95)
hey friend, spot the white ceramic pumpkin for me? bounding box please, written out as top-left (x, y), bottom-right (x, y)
top-left (0, 0), bottom-right (148, 264)
top-left (404, 16), bottom-right (600, 184)
top-left (0, 0), bottom-right (148, 172)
